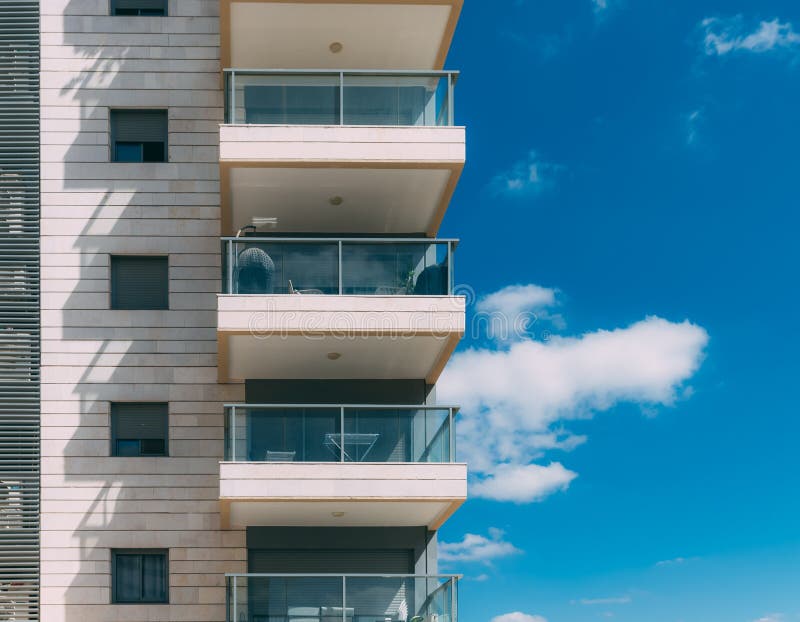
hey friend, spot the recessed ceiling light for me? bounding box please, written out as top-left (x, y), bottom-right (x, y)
top-left (332, 511), bottom-right (345, 518)
top-left (329, 196), bottom-right (344, 206)
top-left (327, 352), bottom-right (342, 361)
top-left (329, 42), bottom-right (344, 54)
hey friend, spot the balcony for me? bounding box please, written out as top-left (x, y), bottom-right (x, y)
top-left (220, 0), bottom-right (463, 70)
top-left (226, 574), bottom-right (458, 622)
top-left (219, 70), bottom-right (465, 236)
top-left (219, 405), bottom-right (467, 529)
top-left (217, 238), bottom-right (465, 383)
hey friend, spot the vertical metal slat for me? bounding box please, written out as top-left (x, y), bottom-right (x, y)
top-left (0, 0), bottom-right (40, 619)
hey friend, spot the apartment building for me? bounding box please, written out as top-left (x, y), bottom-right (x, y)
top-left (0, 1), bottom-right (467, 620)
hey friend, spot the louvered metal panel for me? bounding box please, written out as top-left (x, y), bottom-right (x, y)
top-left (0, 1), bottom-right (40, 619)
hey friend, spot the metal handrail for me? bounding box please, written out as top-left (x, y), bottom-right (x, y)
top-left (221, 236), bottom-right (460, 244)
top-left (223, 68), bottom-right (459, 80)
top-left (224, 403), bottom-right (459, 411)
top-left (225, 573), bottom-right (461, 578)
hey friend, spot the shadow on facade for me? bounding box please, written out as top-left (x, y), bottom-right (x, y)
top-left (49, 4), bottom-right (243, 620)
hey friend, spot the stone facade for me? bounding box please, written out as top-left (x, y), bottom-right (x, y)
top-left (40, 2), bottom-right (245, 620)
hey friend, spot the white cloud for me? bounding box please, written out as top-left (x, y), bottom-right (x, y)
top-left (686, 109), bottom-right (704, 147)
top-left (488, 151), bottom-right (564, 198)
top-left (578, 596), bottom-right (632, 606)
top-left (475, 284), bottom-right (563, 343)
top-left (754, 615), bottom-right (784, 622)
top-left (439, 528), bottom-right (522, 564)
top-left (702, 16), bottom-right (800, 56)
top-left (592, 0), bottom-right (623, 20)
top-left (477, 284), bottom-right (557, 316)
top-left (491, 612), bottom-right (548, 622)
top-left (439, 290), bottom-right (709, 503)
top-left (471, 463), bottom-right (577, 504)
top-left (655, 556), bottom-right (696, 567)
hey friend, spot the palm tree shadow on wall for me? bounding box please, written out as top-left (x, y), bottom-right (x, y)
top-left (51, 4), bottom-right (244, 621)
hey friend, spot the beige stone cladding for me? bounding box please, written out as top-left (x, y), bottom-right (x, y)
top-left (40, 1), bottom-right (244, 621)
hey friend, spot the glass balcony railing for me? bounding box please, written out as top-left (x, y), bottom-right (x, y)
top-left (224, 69), bottom-right (458, 126)
top-left (222, 238), bottom-right (456, 296)
top-left (226, 574), bottom-right (458, 622)
top-left (224, 405), bottom-right (457, 463)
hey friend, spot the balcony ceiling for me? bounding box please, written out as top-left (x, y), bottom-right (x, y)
top-left (220, 125), bottom-right (466, 236)
top-left (227, 166), bottom-right (454, 235)
top-left (223, 1), bottom-right (463, 70)
top-left (224, 333), bottom-right (457, 381)
top-left (220, 462), bottom-right (468, 530)
top-left (227, 500), bottom-right (459, 529)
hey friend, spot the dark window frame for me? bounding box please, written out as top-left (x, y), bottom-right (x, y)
top-left (110, 0), bottom-right (168, 16)
top-left (110, 255), bottom-right (170, 310)
top-left (109, 109), bottom-right (169, 163)
top-left (111, 549), bottom-right (169, 604)
top-left (110, 402), bottom-right (169, 457)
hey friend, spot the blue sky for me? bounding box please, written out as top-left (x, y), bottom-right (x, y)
top-left (435, 2), bottom-right (800, 621)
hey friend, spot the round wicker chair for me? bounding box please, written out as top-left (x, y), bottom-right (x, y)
top-left (235, 247), bottom-right (274, 294)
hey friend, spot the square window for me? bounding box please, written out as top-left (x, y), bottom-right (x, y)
top-left (111, 403), bottom-right (168, 457)
top-left (112, 550), bottom-right (168, 604)
top-left (111, 0), bottom-right (167, 16)
top-left (110, 110), bottom-right (168, 163)
top-left (110, 256), bottom-right (169, 310)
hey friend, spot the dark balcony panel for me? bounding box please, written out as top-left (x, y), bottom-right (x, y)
top-left (225, 406), bottom-right (456, 464)
top-left (243, 81), bottom-right (341, 125)
top-left (243, 408), bottom-right (341, 463)
top-left (244, 380), bottom-right (431, 406)
top-left (223, 238), bottom-right (454, 296)
top-left (227, 574), bottom-right (457, 622)
top-left (226, 71), bottom-right (457, 127)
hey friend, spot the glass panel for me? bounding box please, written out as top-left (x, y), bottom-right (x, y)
top-left (234, 74), bottom-right (341, 125)
top-left (229, 576), bottom-right (250, 622)
top-left (225, 408), bottom-right (453, 464)
top-left (346, 577), bottom-right (455, 622)
top-left (226, 72), bottom-right (455, 126)
top-left (140, 438), bottom-right (167, 456)
top-left (229, 576), bottom-right (456, 622)
top-left (247, 577), bottom-right (344, 622)
top-left (231, 242), bottom-right (339, 295)
top-left (246, 408), bottom-right (340, 462)
top-left (343, 75), bottom-right (449, 127)
top-left (141, 554), bottom-right (167, 602)
top-left (343, 409), bottom-right (451, 463)
top-left (142, 141), bottom-right (166, 162)
top-left (347, 576), bottom-right (412, 622)
top-left (114, 142), bottom-right (143, 162)
top-left (415, 409), bottom-right (451, 463)
top-left (341, 243), bottom-right (448, 296)
top-left (115, 439), bottom-right (141, 457)
top-left (418, 578), bottom-right (455, 622)
top-left (114, 554), bottom-right (141, 602)
top-left (224, 240), bottom-right (452, 296)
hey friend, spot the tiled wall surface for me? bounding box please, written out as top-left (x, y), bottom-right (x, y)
top-left (40, 2), bottom-right (245, 620)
